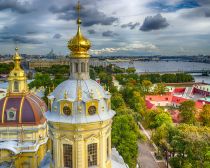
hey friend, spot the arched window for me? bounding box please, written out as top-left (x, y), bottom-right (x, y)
top-left (14, 81), bottom-right (19, 92)
top-left (70, 63), bottom-right (72, 73)
top-left (63, 106), bottom-right (71, 116)
top-left (63, 144), bottom-right (73, 168)
top-left (81, 62), bottom-right (85, 72)
top-left (75, 63), bottom-right (79, 73)
top-left (51, 139), bottom-right (54, 161)
top-left (107, 137), bottom-right (110, 159)
top-left (88, 143), bottom-right (97, 167)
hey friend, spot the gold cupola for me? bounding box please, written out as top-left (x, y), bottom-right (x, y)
top-left (7, 48), bottom-right (29, 94)
top-left (67, 1), bottom-right (91, 58)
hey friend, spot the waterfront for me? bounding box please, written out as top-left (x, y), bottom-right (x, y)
top-left (113, 61), bottom-right (210, 84)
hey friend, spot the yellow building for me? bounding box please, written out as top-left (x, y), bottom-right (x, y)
top-left (46, 2), bottom-right (127, 168)
top-left (0, 48), bottom-right (49, 168)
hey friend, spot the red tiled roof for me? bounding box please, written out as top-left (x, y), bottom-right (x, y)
top-left (146, 100), bottom-right (155, 109)
top-left (173, 88), bottom-right (186, 93)
top-left (195, 101), bottom-right (204, 109)
top-left (171, 96), bottom-right (188, 104)
top-left (146, 95), bottom-right (173, 102)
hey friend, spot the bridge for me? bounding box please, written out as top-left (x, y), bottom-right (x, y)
top-left (137, 69), bottom-right (210, 75)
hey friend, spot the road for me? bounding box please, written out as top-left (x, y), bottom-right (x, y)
top-left (138, 142), bottom-right (159, 168)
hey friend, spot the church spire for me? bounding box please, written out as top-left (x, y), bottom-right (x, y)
top-left (7, 48), bottom-right (28, 95)
top-left (68, 1), bottom-right (91, 80)
top-left (68, 1), bottom-right (91, 58)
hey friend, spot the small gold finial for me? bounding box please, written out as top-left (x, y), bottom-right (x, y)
top-left (77, 84), bottom-right (82, 101)
top-left (64, 90), bottom-right (68, 99)
top-left (13, 47), bottom-right (22, 70)
top-left (90, 89), bottom-right (94, 98)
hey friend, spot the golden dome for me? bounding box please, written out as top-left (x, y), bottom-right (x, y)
top-left (67, 2), bottom-right (91, 58)
top-left (68, 19), bottom-right (91, 58)
top-left (9, 48), bottom-right (25, 77)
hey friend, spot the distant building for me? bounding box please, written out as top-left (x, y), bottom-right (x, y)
top-left (46, 49), bottom-right (57, 59)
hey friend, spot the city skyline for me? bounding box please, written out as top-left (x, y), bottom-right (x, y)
top-left (0, 0), bottom-right (210, 56)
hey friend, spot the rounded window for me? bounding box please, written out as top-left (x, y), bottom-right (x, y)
top-left (63, 106), bottom-right (71, 116)
top-left (88, 106), bottom-right (97, 115)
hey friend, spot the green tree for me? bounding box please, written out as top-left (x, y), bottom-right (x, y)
top-left (179, 100), bottom-right (196, 124)
top-left (126, 67), bottom-right (136, 74)
top-left (111, 93), bottom-right (126, 110)
top-left (89, 68), bottom-right (96, 80)
top-left (200, 104), bottom-right (210, 127)
top-left (112, 115), bottom-right (143, 168)
top-left (154, 83), bottom-right (168, 94)
top-left (146, 108), bottom-right (172, 129)
top-left (29, 73), bottom-right (52, 89)
top-left (141, 80), bottom-right (152, 94)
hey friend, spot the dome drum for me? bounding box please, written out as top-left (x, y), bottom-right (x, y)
top-left (46, 79), bottom-right (115, 124)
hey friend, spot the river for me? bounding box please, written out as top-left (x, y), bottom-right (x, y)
top-left (113, 61), bottom-right (210, 84)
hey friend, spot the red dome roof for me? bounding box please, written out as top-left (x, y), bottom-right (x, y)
top-left (0, 93), bottom-right (47, 126)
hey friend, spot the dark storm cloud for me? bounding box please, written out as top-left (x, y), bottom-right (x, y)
top-left (140, 14), bottom-right (169, 32)
top-left (205, 10), bottom-right (210, 17)
top-left (26, 31), bottom-right (39, 35)
top-left (49, 4), bottom-right (118, 27)
top-left (121, 22), bottom-right (140, 30)
top-left (0, 0), bottom-right (34, 14)
top-left (88, 29), bottom-right (96, 34)
top-left (53, 33), bottom-right (62, 39)
top-left (0, 35), bottom-right (42, 44)
top-left (102, 31), bottom-right (119, 37)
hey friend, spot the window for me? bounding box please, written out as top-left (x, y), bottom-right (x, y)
top-left (51, 139), bottom-right (54, 161)
top-left (88, 143), bottom-right (97, 167)
top-left (81, 62), bottom-right (85, 72)
top-left (107, 137), bottom-right (110, 159)
top-left (75, 63), bottom-right (79, 73)
top-left (63, 144), bottom-right (73, 168)
top-left (7, 108), bottom-right (16, 121)
top-left (63, 106), bottom-right (71, 116)
top-left (88, 106), bottom-right (96, 115)
top-left (22, 162), bottom-right (30, 168)
top-left (14, 81), bottom-right (19, 92)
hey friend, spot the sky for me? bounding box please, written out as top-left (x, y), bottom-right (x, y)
top-left (0, 0), bottom-right (210, 56)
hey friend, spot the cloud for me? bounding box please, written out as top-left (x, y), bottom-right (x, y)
top-left (49, 4), bottom-right (118, 27)
top-left (140, 14), bottom-right (169, 32)
top-left (0, 0), bottom-right (34, 14)
top-left (88, 29), bottom-right (96, 34)
top-left (90, 42), bottom-right (158, 55)
top-left (121, 22), bottom-right (140, 30)
top-left (102, 31), bottom-right (119, 37)
top-left (147, 0), bottom-right (200, 12)
top-left (53, 33), bottom-right (62, 39)
top-left (205, 10), bottom-right (210, 17)
top-left (0, 35), bottom-right (42, 44)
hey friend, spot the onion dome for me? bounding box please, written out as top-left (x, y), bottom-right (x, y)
top-left (9, 48), bottom-right (25, 77)
top-left (0, 93), bottom-right (47, 126)
top-left (67, 2), bottom-right (91, 58)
